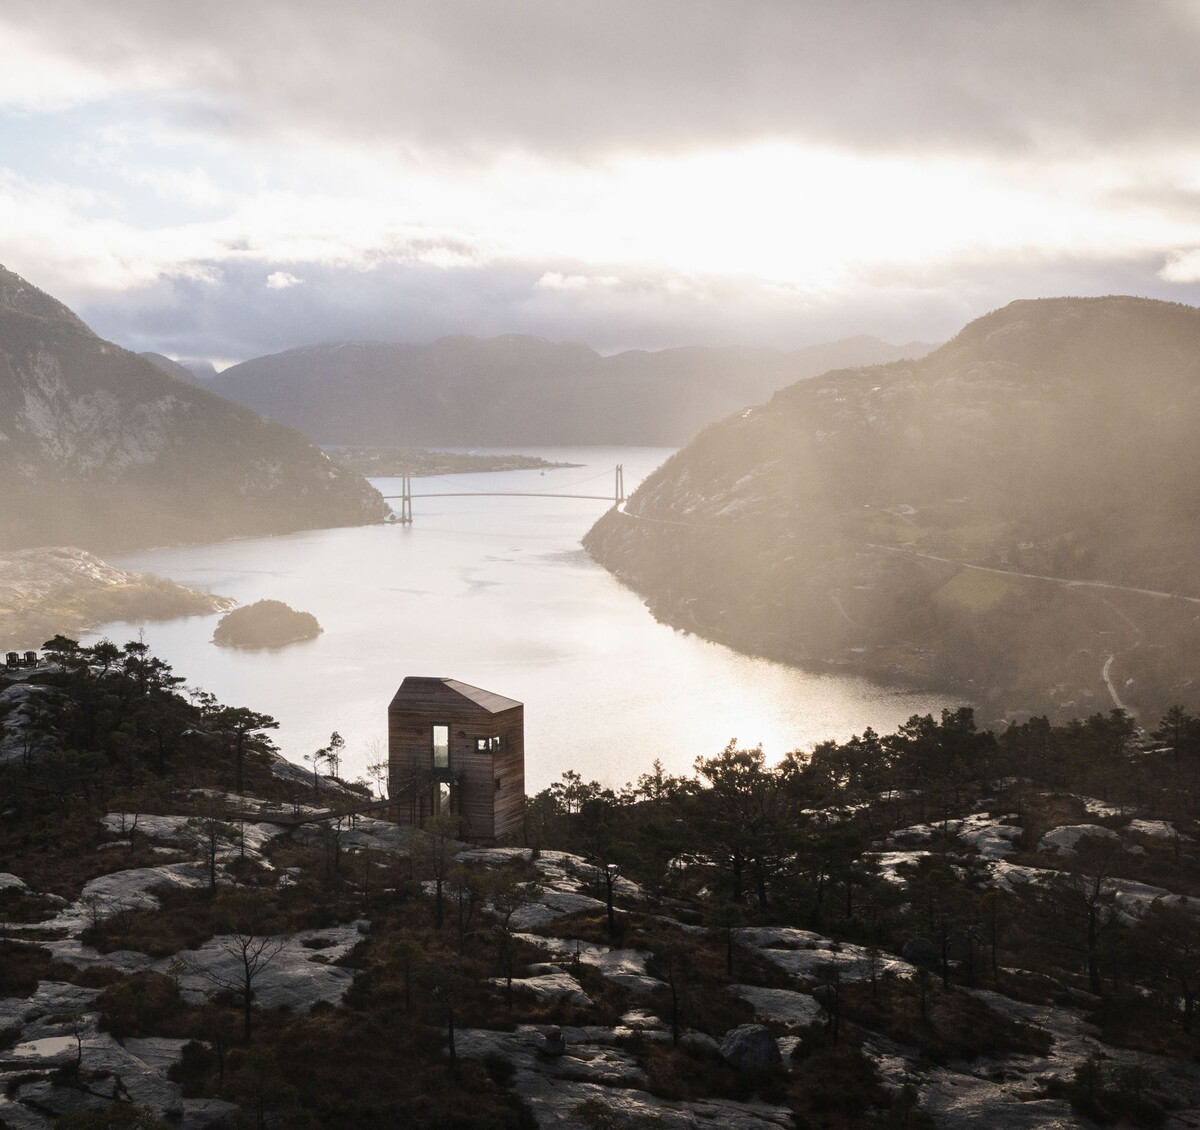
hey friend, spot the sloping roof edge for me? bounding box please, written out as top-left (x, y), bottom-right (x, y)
top-left (389, 676), bottom-right (522, 715)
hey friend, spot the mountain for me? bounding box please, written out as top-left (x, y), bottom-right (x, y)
top-left (140, 351), bottom-right (200, 382)
top-left (141, 352), bottom-right (220, 383)
top-left (584, 296), bottom-right (1200, 722)
top-left (205, 334), bottom-right (935, 446)
top-left (184, 358), bottom-right (220, 381)
top-left (0, 267), bottom-right (388, 552)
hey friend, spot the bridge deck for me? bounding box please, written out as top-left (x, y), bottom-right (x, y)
top-left (380, 492), bottom-right (617, 500)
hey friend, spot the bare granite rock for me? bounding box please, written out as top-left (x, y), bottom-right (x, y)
top-left (494, 966), bottom-right (592, 1006)
top-left (454, 1026), bottom-right (794, 1130)
top-left (728, 984), bottom-right (824, 1029)
top-left (739, 925), bottom-right (913, 982)
top-left (1038, 824), bottom-right (1120, 854)
top-left (0, 546), bottom-right (232, 650)
top-left (719, 1024), bottom-right (782, 1071)
top-left (161, 921), bottom-right (365, 1012)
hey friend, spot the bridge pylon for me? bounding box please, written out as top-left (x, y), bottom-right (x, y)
top-left (396, 472), bottom-right (413, 524)
top-left (615, 464), bottom-right (625, 503)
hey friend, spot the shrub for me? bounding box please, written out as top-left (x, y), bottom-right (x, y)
top-left (97, 972), bottom-right (184, 1039)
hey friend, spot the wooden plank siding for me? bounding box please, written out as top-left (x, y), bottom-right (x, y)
top-left (387, 677), bottom-right (525, 843)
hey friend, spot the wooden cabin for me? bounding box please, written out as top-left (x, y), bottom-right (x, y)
top-left (388, 677), bottom-right (524, 843)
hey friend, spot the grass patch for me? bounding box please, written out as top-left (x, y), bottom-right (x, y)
top-left (837, 977), bottom-right (1051, 1063)
top-left (933, 567), bottom-right (1023, 612)
top-left (0, 939), bottom-right (78, 996)
top-left (80, 886), bottom-right (346, 957)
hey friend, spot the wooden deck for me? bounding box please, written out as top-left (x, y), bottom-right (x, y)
top-left (234, 795), bottom-right (396, 827)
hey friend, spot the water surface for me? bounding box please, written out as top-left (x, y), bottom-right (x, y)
top-left (89, 447), bottom-right (950, 791)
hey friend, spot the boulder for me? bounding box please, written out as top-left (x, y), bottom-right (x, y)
top-left (719, 1024), bottom-right (781, 1071)
top-left (680, 1031), bottom-right (722, 1059)
top-left (1037, 824), bottom-right (1119, 855)
top-left (901, 937), bottom-right (939, 968)
top-left (728, 985), bottom-right (824, 1029)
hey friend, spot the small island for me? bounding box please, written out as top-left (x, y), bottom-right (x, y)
top-left (212, 599), bottom-right (322, 649)
top-left (327, 446), bottom-right (581, 477)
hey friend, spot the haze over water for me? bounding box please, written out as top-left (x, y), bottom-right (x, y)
top-left (85, 447), bottom-right (949, 791)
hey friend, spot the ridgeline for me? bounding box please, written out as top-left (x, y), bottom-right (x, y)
top-left (586, 297), bottom-right (1200, 723)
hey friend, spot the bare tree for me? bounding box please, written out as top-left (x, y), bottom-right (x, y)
top-left (364, 739), bottom-right (389, 799)
top-left (387, 931), bottom-right (426, 1013)
top-left (486, 869), bottom-right (542, 1008)
top-left (187, 902), bottom-right (287, 1042)
top-left (1131, 896), bottom-right (1200, 1032)
top-left (421, 812), bottom-right (457, 929)
top-left (62, 1011), bottom-right (88, 1077)
top-left (187, 797), bottom-right (234, 891)
top-left (1031, 835), bottom-right (1122, 996)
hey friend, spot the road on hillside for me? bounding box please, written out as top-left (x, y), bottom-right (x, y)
top-left (865, 544), bottom-right (1200, 605)
top-left (868, 542), bottom-right (1200, 716)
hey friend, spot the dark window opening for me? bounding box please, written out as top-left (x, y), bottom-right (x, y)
top-left (432, 780), bottom-right (450, 814)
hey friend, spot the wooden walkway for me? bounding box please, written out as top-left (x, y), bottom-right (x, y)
top-left (239, 795), bottom-right (395, 828)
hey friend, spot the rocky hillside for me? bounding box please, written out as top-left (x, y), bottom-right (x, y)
top-left (3, 644), bottom-right (1198, 1128)
top-left (0, 266), bottom-right (389, 551)
top-left (0, 546), bottom-right (233, 649)
top-left (585, 297), bottom-right (1200, 722)
top-left (205, 333), bottom-right (934, 446)
top-left (139, 352), bottom-right (200, 383)
top-left (140, 353), bottom-right (220, 383)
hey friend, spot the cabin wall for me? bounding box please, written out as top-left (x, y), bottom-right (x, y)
top-left (387, 703), bottom-right (525, 842)
top-left (491, 709), bottom-right (525, 840)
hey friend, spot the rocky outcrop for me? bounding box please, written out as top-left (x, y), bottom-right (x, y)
top-left (2, 781), bottom-right (1199, 1128)
top-left (719, 1024), bottom-right (782, 1071)
top-left (453, 1026), bottom-right (796, 1130)
top-left (1037, 824), bottom-right (1121, 854)
top-left (0, 545), bottom-right (232, 649)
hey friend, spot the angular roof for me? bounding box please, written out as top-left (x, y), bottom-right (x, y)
top-left (389, 676), bottom-right (522, 715)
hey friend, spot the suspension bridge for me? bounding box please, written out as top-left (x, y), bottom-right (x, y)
top-left (381, 464), bottom-right (626, 524)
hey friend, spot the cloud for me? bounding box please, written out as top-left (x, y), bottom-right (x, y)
top-left (123, 164), bottom-right (233, 210)
top-left (66, 248), bottom-right (1200, 366)
top-left (1159, 249), bottom-right (1200, 283)
top-left (265, 271), bottom-right (302, 290)
top-left (4, 1), bottom-right (1200, 161)
top-left (4, 1), bottom-right (1200, 361)
top-left (535, 272), bottom-right (621, 291)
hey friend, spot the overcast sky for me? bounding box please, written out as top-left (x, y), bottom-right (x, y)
top-left (4, 0), bottom-right (1200, 363)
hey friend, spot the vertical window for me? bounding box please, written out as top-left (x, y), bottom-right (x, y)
top-left (432, 724), bottom-right (449, 769)
top-left (434, 781), bottom-right (450, 814)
